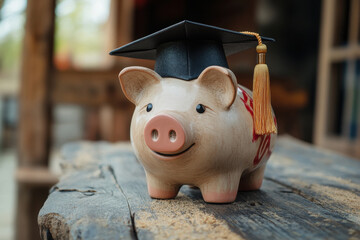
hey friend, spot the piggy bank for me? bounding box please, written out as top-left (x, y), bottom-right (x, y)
top-left (118, 65), bottom-right (277, 203)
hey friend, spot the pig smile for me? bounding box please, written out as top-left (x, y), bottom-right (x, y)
top-left (153, 143), bottom-right (195, 158)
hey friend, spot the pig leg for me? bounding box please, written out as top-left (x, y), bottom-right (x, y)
top-left (146, 173), bottom-right (180, 199)
top-left (199, 171), bottom-right (241, 203)
top-left (238, 165), bottom-right (266, 191)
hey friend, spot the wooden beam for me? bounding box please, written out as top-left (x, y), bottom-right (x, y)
top-left (330, 46), bottom-right (360, 61)
top-left (51, 69), bottom-right (129, 106)
top-left (16, 167), bottom-right (58, 186)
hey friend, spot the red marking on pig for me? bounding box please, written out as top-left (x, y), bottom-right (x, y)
top-left (253, 135), bottom-right (271, 166)
top-left (238, 86), bottom-right (254, 117)
top-left (252, 131), bottom-right (261, 142)
top-left (238, 86), bottom-right (272, 165)
top-left (274, 116), bottom-right (277, 127)
top-left (238, 86), bottom-right (259, 142)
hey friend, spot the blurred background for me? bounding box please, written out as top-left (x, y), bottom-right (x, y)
top-left (0, 0), bottom-right (359, 239)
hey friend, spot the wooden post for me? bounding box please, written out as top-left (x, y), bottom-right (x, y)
top-left (313, 0), bottom-right (335, 145)
top-left (109, 0), bottom-right (134, 66)
top-left (18, 0), bottom-right (55, 167)
top-left (17, 0), bottom-right (55, 239)
top-left (115, 0), bottom-right (134, 47)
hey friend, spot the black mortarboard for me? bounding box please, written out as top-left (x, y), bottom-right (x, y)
top-left (110, 20), bottom-right (274, 80)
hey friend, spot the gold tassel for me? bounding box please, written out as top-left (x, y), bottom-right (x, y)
top-left (241, 32), bottom-right (277, 135)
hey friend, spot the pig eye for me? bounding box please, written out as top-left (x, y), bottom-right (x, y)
top-left (146, 103), bottom-right (153, 112)
top-left (196, 104), bottom-right (205, 114)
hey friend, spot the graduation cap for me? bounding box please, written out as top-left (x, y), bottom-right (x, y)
top-left (110, 20), bottom-right (277, 135)
top-left (110, 20), bottom-right (273, 81)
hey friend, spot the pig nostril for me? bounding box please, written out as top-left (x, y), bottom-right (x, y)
top-left (151, 129), bottom-right (159, 141)
top-left (169, 130), bottom-right (176, 142)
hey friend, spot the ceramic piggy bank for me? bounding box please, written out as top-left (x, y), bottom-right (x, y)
top-left (111, 20), bottom-right (277, 203)
top-left (118, 65), bottom-right (276, 203)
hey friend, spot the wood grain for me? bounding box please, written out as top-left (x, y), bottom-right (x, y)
top-left (265, 136), bottom-right (360, 223)
top-left (38, 136), bottom-right (360, 239)
top-left (38, 166), bottom-right (136, 240)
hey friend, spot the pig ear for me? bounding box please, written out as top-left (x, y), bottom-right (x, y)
top-left (197, 66), bottom-right (237, 109)
top-left (118, 66), bottom-right (161, 105)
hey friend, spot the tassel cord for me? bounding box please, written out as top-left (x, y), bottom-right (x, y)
top-left (240, 31), bottom-right (277, 135)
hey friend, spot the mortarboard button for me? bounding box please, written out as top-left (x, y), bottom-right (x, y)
top-left (110, 20), bottom-right (274, 80)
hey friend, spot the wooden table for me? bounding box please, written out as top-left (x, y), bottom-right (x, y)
top-left (38, 136), bottom-right (360, 239)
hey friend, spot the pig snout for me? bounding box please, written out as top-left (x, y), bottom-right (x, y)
top-left (144, 114), bottom-right (186, 154)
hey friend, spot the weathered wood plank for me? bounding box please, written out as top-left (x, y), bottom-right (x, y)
top-left (56, 143), bottom-right (244, 239)
top-left (104, 146), bottom-right (360, 240)
top-left (183, 182), bottom-right (360, 239)
top-left (45, 138), bottom-right (360, 239)
top-left (265, 136), bottom-right (360, 224)
top-left (38, 164), bottom-right (135, 239)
